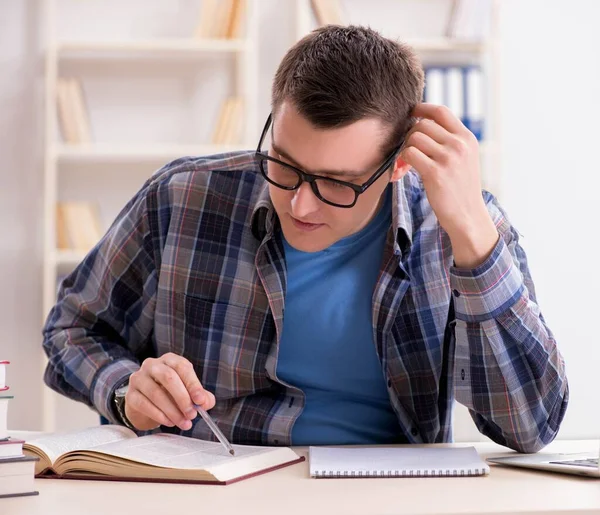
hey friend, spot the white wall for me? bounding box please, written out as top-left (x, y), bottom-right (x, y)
top-left (0, 0), bottom-right (46, 431)
top-left (1, 0), bottom-right (598, 441)
top-left (498, 0), bottom-right (600, 439)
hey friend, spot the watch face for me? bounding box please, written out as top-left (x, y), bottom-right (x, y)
top-left (115, 385), bottom-right (129, 397)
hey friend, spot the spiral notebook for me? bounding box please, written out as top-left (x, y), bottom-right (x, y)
top-left (309, 446), bottom-right (490, 478)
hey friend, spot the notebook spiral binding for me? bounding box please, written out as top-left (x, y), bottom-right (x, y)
top-left (313, 468), bottom-right (486, 478)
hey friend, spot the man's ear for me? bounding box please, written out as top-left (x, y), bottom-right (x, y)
top-left (390, 156), bottom-right (411, 182)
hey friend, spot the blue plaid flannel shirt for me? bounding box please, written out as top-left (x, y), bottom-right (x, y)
top-left (43, 151), bottom-right (568, 452)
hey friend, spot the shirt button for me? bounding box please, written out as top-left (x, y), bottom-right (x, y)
top-left (461, 369), bottom-right (466, 380)
top-left (452, 289), bottom-right (461, 297)
top-left (273, 439), bottom-right (279, 445)
top-left (410, 427), bottom-right (419, 437)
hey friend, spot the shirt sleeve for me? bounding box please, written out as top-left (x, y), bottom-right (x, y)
top-left (450, 193), bottom-right (568, 453)
top-left (42, 180), bottom-right (159, 424)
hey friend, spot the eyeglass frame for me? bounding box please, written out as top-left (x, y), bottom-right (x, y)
top-left (255, 113), bottom-right (403, 208)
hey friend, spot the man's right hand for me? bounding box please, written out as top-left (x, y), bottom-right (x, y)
top-left (124, 353), bottom-right (216, 431)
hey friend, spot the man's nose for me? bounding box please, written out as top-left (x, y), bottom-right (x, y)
top-left (290, 182), bottom-right (320, 219)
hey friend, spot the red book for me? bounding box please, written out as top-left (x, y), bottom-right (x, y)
top-left (24, 426), bottom-right (304, 485)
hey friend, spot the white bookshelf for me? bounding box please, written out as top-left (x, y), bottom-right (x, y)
top-left (294, 0), bottom-right (502, 198)
top-left (41, 0), bottom-right (259, 432)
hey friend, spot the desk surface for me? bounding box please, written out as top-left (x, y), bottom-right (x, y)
top-left (3, 433), bottom-right (600, 515)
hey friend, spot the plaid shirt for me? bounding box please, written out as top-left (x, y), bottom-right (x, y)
top-left (43, 151), bottom-right (568, 452)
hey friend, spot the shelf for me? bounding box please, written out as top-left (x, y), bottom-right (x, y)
top-left (54, 144), bottom-right (254, 163)
top-left (403, 38), bottom-right (489, 53)
top-left (57, 38), bottom-right (485, 59)
top-left (54, 142), bottom-right (495, 163)
top-left (57, 38), bottom-right (249, 59)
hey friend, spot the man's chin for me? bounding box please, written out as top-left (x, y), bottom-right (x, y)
top-left (281, 224), bottom-right (333, 253)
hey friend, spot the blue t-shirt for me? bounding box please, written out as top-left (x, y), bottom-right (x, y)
top-left (277, 187), bottom-right (402, 445)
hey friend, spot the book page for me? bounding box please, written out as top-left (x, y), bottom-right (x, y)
top-left (88, 433), bottom-right (278, 471)
top-left (24, 425), bottom-right (136, 465)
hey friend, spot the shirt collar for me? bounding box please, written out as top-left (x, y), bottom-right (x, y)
top-left (251, 174), bottom-right (415, 256)
top-left (391, 174), bottom-right (414, 256)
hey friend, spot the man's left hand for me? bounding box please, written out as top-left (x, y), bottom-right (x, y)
top-left (400, 103), bottom-right (499, 268)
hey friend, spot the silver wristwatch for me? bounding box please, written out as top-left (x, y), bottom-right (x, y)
top-left (113, 382), bottom-right (136, 430)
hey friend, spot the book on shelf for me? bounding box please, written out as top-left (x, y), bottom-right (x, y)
top-left (56, 201), bottom-right (103, 253)
top-left (212, 96), bottom-right (244, 145)
top-left (195, 0), bottom-right (218, 38)
top-left (214, 0), bottom-right (235, 38)
top-left (310, 0), bottom-right (345, 26)
top-left (194, 0), bottom-right (245, 39)
top-left (68, 78), bottom-right (92, 143)
top-left (56, 77), bottom-right (92, 145)
top-left (56, 78), bottom-right (79, 144)
top-left (423, 65), bottom-right (484, 141)
top-left (226, 0), bottom-right (246, 39)
top-left (23, 425), bottom-right (303, 485)
top-left (446, 0), bottom-right (493, 41)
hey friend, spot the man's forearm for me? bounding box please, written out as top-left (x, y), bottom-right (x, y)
top-left (450, 232), bottom-right (568, 453)
top-left (43, 314), bottom-right (141, 423)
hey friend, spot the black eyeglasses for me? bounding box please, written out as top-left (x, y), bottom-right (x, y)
top-left (255, 113), bottom-right (403, 208)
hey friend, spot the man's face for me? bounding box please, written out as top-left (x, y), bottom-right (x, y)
top-left (268, 102), bottom-right (406, 253)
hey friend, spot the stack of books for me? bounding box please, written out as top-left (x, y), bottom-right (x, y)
top-left (0, 361), bottom-right (39, 499)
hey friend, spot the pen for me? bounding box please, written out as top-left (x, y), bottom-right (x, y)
top-left (193, 404), bottom-right (236, 456)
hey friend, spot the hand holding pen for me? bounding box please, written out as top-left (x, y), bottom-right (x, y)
top-left (123, 353), bottom-right (217, 432)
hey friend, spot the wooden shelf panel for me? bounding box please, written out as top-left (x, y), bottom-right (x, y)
top-left (53, 142), bottom-right (496, 164)
top-left (54, 144), bottom-right (254, 163)
top-left (57, 38), bottom-right (486, 58)
top-left (405, 38), bottom-right (489, 53)
top-left (57, 38), bottom-right (249, 58)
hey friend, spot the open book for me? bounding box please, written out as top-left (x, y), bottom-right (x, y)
top-left (23, 425), bottom-right (303, 485)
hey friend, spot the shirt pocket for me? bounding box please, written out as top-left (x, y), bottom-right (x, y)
top-left (180, 294), bottom-right (275, 400)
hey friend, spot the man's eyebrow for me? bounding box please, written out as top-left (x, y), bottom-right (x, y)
top-left (271, 141), bottom-right (367, 179)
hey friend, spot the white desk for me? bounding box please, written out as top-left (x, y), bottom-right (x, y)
top-left (4, 434), bottom-right (600, 515)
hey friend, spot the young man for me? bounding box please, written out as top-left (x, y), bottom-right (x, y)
top-left (43, 26), bottom-right (568, 452)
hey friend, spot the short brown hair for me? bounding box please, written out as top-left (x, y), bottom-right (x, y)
top-left (271, 25), bottom-right (424, 155)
